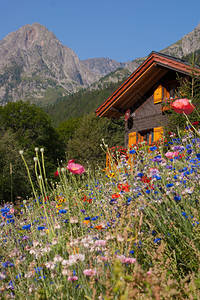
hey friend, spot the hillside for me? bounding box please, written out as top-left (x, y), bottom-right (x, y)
top-left (44, 76), bottom-right (129, 127)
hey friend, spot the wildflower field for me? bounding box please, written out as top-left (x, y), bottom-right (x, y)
top-left (1, 102), bottom-right (200, 299)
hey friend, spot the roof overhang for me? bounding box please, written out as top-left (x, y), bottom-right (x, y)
top-left (95, 52), bottom-right (200, 119)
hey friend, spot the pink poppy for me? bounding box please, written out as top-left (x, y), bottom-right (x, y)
top-left (67, 161), bottom-right (85, 174)
top-left (67, 276), bottom-right (78, 282)
top-left (83, 269), bottom-right (96, 276)
top-left (171, 99), bottom-right (195, 115)
top-left (165, 151), bottom-right (179, 159)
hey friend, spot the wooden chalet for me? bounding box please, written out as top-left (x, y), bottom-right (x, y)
top-left (95, 51), bottom-right (200, 149)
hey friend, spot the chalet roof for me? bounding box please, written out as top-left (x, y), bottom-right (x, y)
top-left (95, 51), bottom-right (200, 119)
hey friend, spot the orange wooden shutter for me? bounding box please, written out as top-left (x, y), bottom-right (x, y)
top-left (154, 85), bottom-right (163, 104)
top-left (138, 133), bottom-right (143, 143)
top-left (128, 132), bottom-right (137, 148)
top-left (163, 87), bottom-right (169, 102)
top-left (149, 133), bottom-right (152, 145)
top-left (153, 127), bottom-right (163, 141)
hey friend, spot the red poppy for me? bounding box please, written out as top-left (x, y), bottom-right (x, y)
top-left (192, 121), bottom-right (199, 126)
top-left (111, 193), bottom-right (120, 199)
top-left (95, 225), bottom-right (103, 230)
top-left (55, 170), bottom-right (59, 178)
top-left (118, 183), bottom-right (130, 192)
top-left (81, 195), bottom-right (92, 203)
top-left (171, 99), bottom-right (195, 115)
top-left (141, 175), bottom-right (151, 184)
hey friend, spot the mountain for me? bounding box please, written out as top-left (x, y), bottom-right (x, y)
top-left (0, 22), bottom-right (200, 105)
top-left (0, 23), bottom-right (125, 104)
top-left (161, 22), bottom-right (200, 58)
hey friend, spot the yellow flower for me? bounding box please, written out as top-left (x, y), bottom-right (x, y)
top-left (56, 204), bottom-right (62, 208)
top-left (108, 172), bottom-right (115, 177)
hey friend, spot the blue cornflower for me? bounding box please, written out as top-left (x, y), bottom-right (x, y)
top-left (153, 175), bottom-right (161, 180)
top-left (84, 217), bottom-right (91, 220)
top-left (166, 183), bottom-right (174, 188)
top-left (130, 150), bottom-right (136, 154)
top-left (35, 267), bottom-right (43, 274)
top-left (2, 261), bottom-right (14, 268)
top-left (22, 224), bottom-right (31, 230)
top-left (174, 196), bottom-right (181, 201)
top-left (193, 222), bottom-right (200, 226)
top-left (186, 144), bottom-right (192, 149)
top-left (154, 238), bottom-right (161, 244)
top-left (136, 192), bottom-right (142, 197)
top-left (137, 173), bottom-right (144, 177)
top-left (16, 273), bottom-right (22, 279)
top-left (196, 154), bottom-right (200, 161)
top-left (59, 209), bottom-right (67, 213)
top-left (37, 226), bottom-right (45, 230)
top-left (150, 146), bottom-right (157, 151)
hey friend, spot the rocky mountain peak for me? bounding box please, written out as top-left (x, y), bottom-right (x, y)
top-left (161, 22), bottom-right (200, 58)
top-left (0, 23), bottom-right (125, 104)
top-left (0, 22), bottom-right (200, 105)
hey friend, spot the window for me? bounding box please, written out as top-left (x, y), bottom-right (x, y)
top-left (162, 81), bottom-right (179, 112)
top-left (138, 129), bottom-right (154, 144)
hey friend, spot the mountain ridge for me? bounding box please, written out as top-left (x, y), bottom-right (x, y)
top-left (0, 22), bottom-right (200, 105)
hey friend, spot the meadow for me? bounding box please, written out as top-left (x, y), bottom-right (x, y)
top-left (0, 102), bottom-right (200, 299)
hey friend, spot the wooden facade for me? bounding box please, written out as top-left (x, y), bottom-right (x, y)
top-left (95, 51), bottom-right (200, 149)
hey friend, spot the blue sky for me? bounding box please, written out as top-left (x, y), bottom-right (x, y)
top-left (1, 0), bottom-right (200, 62)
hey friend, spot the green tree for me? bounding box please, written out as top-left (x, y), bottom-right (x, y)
top-left (57, 117), bottom-right (81, 144)
top-left (0, 101), bottom-right (65, 176)
top-left (0, 130), bottom-right (31, 203)
top-left (66, 113), bottom-right (124, 168)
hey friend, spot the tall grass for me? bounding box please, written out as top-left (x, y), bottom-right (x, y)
top-left (0, 127), bottom-right (200, 299)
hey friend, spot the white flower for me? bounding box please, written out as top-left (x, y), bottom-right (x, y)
top-left (40, 148), bottom-right (44, 152)
top-left (52, 238), bottom-right (58, 245)
top-left (70, 217), bottom-right (78, 224)
top-left (19, 150), bottom-right (24, 155)
top-left (45, 261), bottom-right (55, 270)
top-left (35, 147), bottom-right (39, 152)
top-left (53, 255), bottom-right (63, 262)
top-left (62, 260), bottom-right (69, 266)
top-left (54, 223), bottom-right (61, 229)
top-left (32, 240), bottom-right (39, 247)
top-left (33, 157), bottom-right (38, 162)
top-left (41, 245), bottom-right (51, 253)
top-left (62, 267), bottom-right (70, 276)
